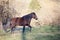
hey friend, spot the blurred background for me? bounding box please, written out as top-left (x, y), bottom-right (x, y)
top-left (0, 0), bottom-right (60, 40)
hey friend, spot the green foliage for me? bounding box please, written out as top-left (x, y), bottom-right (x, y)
top-left (29, 0), bottom-right (41, 10)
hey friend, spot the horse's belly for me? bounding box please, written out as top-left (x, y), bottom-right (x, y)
top-left (16, 22), bottom-right (23, 26)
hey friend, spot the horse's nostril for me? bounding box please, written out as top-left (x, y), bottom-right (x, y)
top-left (37, 18), bottom-right (38, 20)
top-left (36, 18), bottom-right (38, 20)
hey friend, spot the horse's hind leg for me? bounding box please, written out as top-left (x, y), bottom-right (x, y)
top-left (11, 26), bottom-right (16, 33)
top-left (23, 26), bottom-right (25, 33)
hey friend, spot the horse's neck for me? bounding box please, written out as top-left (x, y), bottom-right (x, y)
top-left (24, 14), bottom-right (32, 20)
top-left (26, 14), bottom-right (32, 21)
top-left (29, 14), bottom-right (32, 19)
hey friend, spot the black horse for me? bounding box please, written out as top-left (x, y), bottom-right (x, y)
top-left (3, 12), bottom-right (38, 33)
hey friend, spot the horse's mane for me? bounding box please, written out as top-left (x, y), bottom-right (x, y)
top-left (22, 13), bottom-right (32, 18)
top-left (21, 12), bottom-right (35, 19)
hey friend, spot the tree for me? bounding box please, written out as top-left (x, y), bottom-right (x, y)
top-left (29, 0), bottom-right (41, 11)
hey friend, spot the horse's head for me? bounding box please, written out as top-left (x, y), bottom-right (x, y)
top-left (31, 12), bottom-right (38, 20)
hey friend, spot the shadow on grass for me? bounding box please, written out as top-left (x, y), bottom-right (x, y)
top-left (21, 33), bottom-right (26, 40)
top-left (33, 34), bottom-right (60, 40)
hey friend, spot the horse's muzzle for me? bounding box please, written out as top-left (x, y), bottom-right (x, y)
top-left (36, 18), bottom-right (38, 20)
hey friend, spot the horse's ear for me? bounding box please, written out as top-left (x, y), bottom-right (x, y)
top-left (32, 12), bottom-right (35, 15)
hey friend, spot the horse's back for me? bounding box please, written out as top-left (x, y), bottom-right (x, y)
top-left (11, 17), bottom-right (24, 26)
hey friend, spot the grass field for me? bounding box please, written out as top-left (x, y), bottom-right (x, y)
top-left (0, 25), bottom-right (60, 40)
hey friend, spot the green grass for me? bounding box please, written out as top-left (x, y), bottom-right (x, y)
top-left (33, 34), bottom-right (60, 40)
top-left (0, 25), bottom-right (60, 40)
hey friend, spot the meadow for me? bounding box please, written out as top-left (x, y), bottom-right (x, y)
top-left (0, 25), bottom-right (60, 40)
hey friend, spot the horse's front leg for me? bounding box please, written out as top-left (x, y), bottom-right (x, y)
top-left (23, 26), bottom-right (25, 33)
top-left (11, 26), bottom-right (16, 33)
top-left (28, 25), bottom-right (32, 32)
